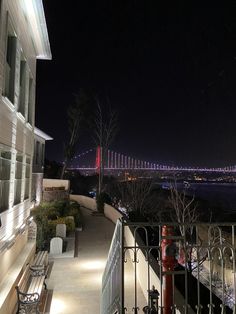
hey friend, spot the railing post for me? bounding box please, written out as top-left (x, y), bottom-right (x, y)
top-left (121, 219), bottom-right (125, 314)
top-left (161, 226), bottom-right (176, 314)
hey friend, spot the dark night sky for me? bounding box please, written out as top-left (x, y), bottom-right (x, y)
top-left (36, 1), bottom-right (236, 168)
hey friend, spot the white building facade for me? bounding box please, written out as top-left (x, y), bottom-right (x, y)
top-left (0, 1), bottom-right (51, 312)
top-left (32, 127), bottom-right (53, 205)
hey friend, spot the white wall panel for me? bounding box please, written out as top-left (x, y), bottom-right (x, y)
top-left (0, 1), bottom-right (37, 245)
top-left (15, 118), bottom-right (24, 152)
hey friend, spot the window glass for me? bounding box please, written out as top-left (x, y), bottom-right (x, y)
top-left (35, 141), bottom-right (40, 165)
top-left (0, 150), bottom-right (11, 212)
top-left (4, 26), bottom-right (17, 103)
top-left (18, 55), bottom-right (26, 117)
top-left (41, 143), bottom-right (45, 166)
top-left (14, 153), bottom-right (23, 205)
top-left (27, 77), bottom-right (33, 124)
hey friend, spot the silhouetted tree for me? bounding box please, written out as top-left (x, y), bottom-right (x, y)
top-left (60, 91), bottom-right (90, 179)
top-left (93, 100), bottom-right (118, 194)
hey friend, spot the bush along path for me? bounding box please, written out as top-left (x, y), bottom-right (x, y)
top-left (31, 200), bottom-right (81, 251)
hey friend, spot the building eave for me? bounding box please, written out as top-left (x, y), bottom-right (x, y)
top-left (20, 0), bottom-right (52, 60)
top-left (34, 127), bottom-right (53, 140)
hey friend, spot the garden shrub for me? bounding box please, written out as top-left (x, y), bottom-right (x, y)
top-left (68, 206), bottom-right (81, 227)
top-left (32, 200), bottom-right (80, 250)
top-left (33, 208), bottom-right (49, 250)
top-left (48, 217), bottom-right (75, 235)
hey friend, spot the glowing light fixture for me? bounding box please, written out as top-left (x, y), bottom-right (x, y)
top-left (81, 260), bottom-right (106, 270)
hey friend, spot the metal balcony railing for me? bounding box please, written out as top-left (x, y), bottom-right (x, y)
top-left (101, 219), bottom-right (236, 314)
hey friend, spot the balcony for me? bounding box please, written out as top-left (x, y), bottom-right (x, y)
top-left (45, 195), bottom-right (236, 314)
top-left (102, 220), bottom-right (236, 313)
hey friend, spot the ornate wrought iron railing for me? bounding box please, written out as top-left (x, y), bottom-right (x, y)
top-left (101, 220), bottom-right (236, 314)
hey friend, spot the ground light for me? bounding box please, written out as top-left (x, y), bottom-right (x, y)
top-left (81, 259), bottom-right (106, 270)
top-left (50, 298), bottom-right (66, 314)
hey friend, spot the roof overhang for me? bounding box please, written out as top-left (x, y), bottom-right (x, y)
top-left (34, 127), bottom-right (53, 140)
top-left (20, 0), bottom-right (52, 60)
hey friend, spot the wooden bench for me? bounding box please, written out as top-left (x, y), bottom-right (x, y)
top-left (15, 264), bottom-right (46, 314)
top-left (31, 251), bottom-right (48, 268)
top-left (30, 251), bottom-right (49, 280)
top-left (15, 251), bottom-right (49, 313)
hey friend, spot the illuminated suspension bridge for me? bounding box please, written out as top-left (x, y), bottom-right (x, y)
top-left (67, 147), bottom-right (236, 173)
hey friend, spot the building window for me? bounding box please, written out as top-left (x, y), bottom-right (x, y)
top-left (0, 151), bottom-right (11, 212)
top-left (14, 154), bottom-right (23, 205)
top-left (18, 54), bottom-right (26, 117)
top-left (24, 156), bottom-right (30, 200)
top-left (41, 143), bottom-right (45, 167)
top-left (35, 141), bottom-right (40, 165)
top-left (27, 77), bottom-right (33, 125)
top-left (4, 24), bottom-right (17, 104)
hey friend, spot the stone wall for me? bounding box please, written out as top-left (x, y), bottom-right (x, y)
top-left (43, 179), bottom-right (70, 190)
top-left (42, 179), bottom-right (70, 202)
top-left (70, 194), bottom-right (97, 210)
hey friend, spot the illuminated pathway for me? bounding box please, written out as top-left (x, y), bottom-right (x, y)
top-left (47, 207), bottom-right (146, 313)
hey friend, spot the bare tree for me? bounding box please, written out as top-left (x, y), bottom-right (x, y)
top-left (168, 182), bottom-right (199, 236)
top-left (60, 92), bottom-right (88, 179)
top-left (167, 181), bottom-right (200, 272)
top-left (93, 100), bottom-right (118, 194)
top-left (106, 172), bottom-right (156, 221)
top-left (118, 179), bottom-right (152, 215)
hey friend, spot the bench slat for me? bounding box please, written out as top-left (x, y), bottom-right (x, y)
top-left (33, 251), bottom-right (48, 266)
top-left (28, 276), bottom-right (45, 295)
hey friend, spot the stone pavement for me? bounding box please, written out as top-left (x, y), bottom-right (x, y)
top-left (47, 207), bottom-right (115, 313)
top-left (47, 207), bottom-right (146, 314)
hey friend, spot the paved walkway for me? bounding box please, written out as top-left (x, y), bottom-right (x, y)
top-left (48, 208), bottom-right (115, 313)
top-left (47, 207), bottom-right (146, 314)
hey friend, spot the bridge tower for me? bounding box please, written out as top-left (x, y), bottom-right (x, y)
top-left (95, 146), bottom-right (101, 173)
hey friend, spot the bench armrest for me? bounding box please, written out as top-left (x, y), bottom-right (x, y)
top-left (30, 265), bottom-right (45, 276)
top-left (15, 286), bottom-right (40, 304)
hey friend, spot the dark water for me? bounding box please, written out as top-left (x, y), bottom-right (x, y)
top-left (160, 182), bottom-right (236, 210)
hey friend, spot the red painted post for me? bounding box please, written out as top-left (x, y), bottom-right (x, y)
top-left (161, 225), bottom-right (176, 314)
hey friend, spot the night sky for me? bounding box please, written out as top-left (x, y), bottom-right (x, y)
top-left (36, 1), bottom-right (236, 168)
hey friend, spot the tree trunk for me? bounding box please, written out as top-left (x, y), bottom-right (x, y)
top-left (60, 159), bottom-right (67, 179)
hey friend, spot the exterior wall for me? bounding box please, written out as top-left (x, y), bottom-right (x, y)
top-left (32, 133), bottom-right (46, 205)
top-left (31, 172), bottom-right (43, 205)
top-left (33, 133), bottom-right (45, 174)
top-left (0, 1), bottom-right (50, 312)
top-left (0, 235), bottom-right (36, 314)
top-left (104, 203), bottom-right (123, 223)
top-left (70, 194), bottom-right (97, 211)
top-left (43, 179), bottom-right (70, 202)
top-left (0, 0), bottom-right (37, 246)
top-left (69, 195), bottom-right (123, 218)
top-left (43, 179), bottom-right (70, 190)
